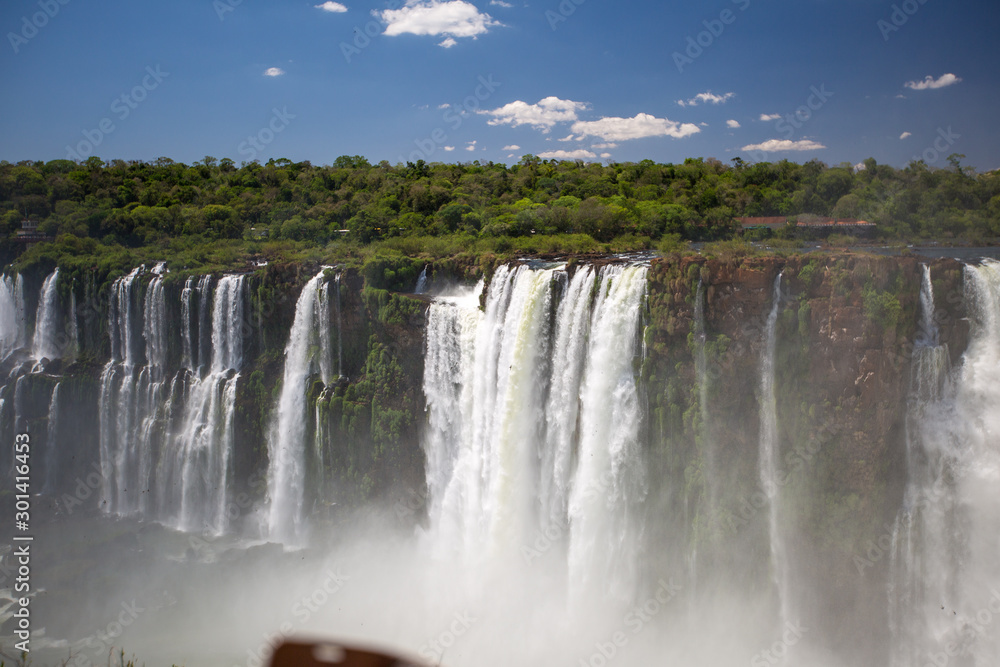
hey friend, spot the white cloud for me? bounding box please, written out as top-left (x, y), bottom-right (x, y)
top-left (726, 119), bottom-right (741, 129)
top-left (572, 113), bottom-right (700, 141)
top-left (502, 144), bottom-right (520, 151)
top-left (443, 146), bottom-right (455, 151)
top-left (483, 97), bottom-right (588, 132)
top-left (315, 2), bottom-right (348, 12)
top-left (600, 153), bottom-right (612, 159)
top-left (465, 141), bottom-right (477, 152)
top-left (439, 37), bottom-right (457, 48)
top-left (899, 131), bottom-right (912, 140)
top-left (263, 67), bottom-right (286, 77)
top-left (538, 149), bottom-right (598, 160)
top-left (741, 139), bottom-right (827, 152)
top-left (905, 73), bottom-right (962, 91)
top-left (379, 1), bottom-right (498, 41)
top-left (490, 0), bottom-right (513, 6)
top-left (438, 103), bottom-right (450, 109)
top-left (678, 91), bottom-right (735, 107)
top-left (591, 143), bottom-right (617, 149)
top-left (557, 134), bottom-right (575, 142)
top-left (759, 113), bottom-right (781, 122)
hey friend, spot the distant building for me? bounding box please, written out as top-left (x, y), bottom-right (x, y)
top-left (13, 218), bottom-right (52, 249)
top-left (795, 217), bottom-right (876, 236)
top-left (738, 216), bottom-right (876, 237)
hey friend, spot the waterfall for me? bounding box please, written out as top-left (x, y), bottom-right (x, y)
top-left (106, 267), bottom-right (142, 364)
top-left (890, 264), bottom-right (951, 667)
top-left (143, 276), bottom-right (168, 372)
top-left (759, 273), bottom-right (793, 635)
top-left (917, 265), bottom-right (939, 347)
top-left (694, 281), bottom-right (709, 448)
top-left (99, 269), bottom-right (169, 517)
top-left (45, 383), bottom-right (61, 493)
top-left (96, 269), bottom-right (248, 532)
top-left (891, 260), bottom-right (1000, 666)
top-left (266, 270), bottom-right (335, 543)
top-left (691, 278), bottom-right (715, 592)
top-left (12, 374), bottom-right (27, 435)
top-left (197, 275), bottom-right (213, 375)
top-left (314, 392), bottom-right (328, 496)
top-left (312, 273), bottom-right (344, 494)
top-left (415, 265), bottom-right (429, 294)
top-left (334, 273), bottom-right (343, 378)
top-left (180, 277), bottom-right (196, 371)
top-left (694, 279), bottom-right (716, 523)
top-left (211, 275), bottom-right (246, 373)
top-left (478, 265), bottom-right (555, 556)
top-left (423, 262), bottom-right (649, 599)
top-left (99, 268), bottom-right (140, 513)
top-left (33, 268), bottom-right (61, 361)
top-left (540, 266), bottom-right (596, 532)
top-left (423, 265), bottom-right (556, 561)
top-left (316, 280), bottom-right (335, 385)
top-left (178, 274), bottom-right (216, 374)
top-left (169, 275), bottom-right (246, 534)
top-left (22, 253), bottom-right (1000, 663)
top-left (133, 276), bottom-right (168, 517)
top-left (0, 274), bottom-right (27, 361)
top-left (422, 281), bottom-right (484, 554)
top-left (566, 264), bottom-right (649, 600)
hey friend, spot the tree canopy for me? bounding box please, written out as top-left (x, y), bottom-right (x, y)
top-left (2, 155), bottom-right (998, 270)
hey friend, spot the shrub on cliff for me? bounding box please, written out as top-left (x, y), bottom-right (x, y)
top-left (862, 285), bottom-right (902, 330)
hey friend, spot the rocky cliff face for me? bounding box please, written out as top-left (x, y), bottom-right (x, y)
top-left (0, 262), bottom-right (433, 527)
top-left (1, 252), bottom-right (979, 661)
top-left (642, 252), bottom-right (971, 662)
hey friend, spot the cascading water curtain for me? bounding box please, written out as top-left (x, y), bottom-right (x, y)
top-left (97, 269), bottom-right (249, 535)
top-left (265, 270), bottom-right (339, 544)
top-left (422, 262), bottom-right (649, 602)
top-left (890, 260), bottom-right (1000, 667)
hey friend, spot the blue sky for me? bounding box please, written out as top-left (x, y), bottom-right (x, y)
top-left (2, 0), bottom-right (998, 170)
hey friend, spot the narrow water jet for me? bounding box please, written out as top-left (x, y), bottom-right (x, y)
top-left (759, 272), bottom-right (794, 637)
top-left (415, 265), bottom-right (429, 294)
top-left (32, 268), bottom-right (61, 361)
top-left (44, 382), bottom-right (61, 493)
top-left (180, 276), bottom-right (197, 372)
top-left (99, 267), bottom-right (144, 514)
top-left (694, 279), bottom-right (716, 525)
top-left (0, 274), bottom-right (26, 361)
top-left (266, 270), bottom-right (335, 544)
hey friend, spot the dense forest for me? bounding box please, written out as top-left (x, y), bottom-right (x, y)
top-left (2, 154), bottom-right (999, 275)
